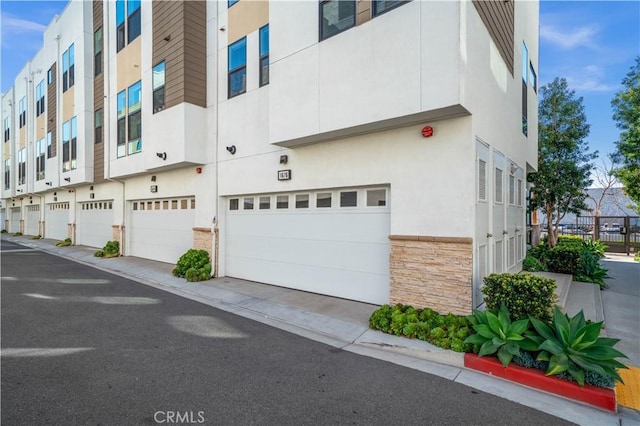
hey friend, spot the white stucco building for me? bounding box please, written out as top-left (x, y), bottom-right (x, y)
top-left (1, 0), bottom-right (539, 315)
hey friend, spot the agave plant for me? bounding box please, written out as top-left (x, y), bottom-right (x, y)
top-left (528, 307), bottom-right (628, 386)
top-left (464, 304), bottom-right (538, 367)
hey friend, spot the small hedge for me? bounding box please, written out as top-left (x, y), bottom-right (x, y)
top-left (482, 273), bottom-right (557, 323)
top-left (369, 304), bottom-right (473, 353)
top-left (94, 241), bottom-right (119, 258)
top-left (55, 238), bottom-right (72, 247)
top-left (172, 249), bottom-right (212, 282)
top-left (523, 255), bottom-right (546, 272)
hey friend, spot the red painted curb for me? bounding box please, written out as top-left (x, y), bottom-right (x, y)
top-left (464, 353), bottom-right (616, 412)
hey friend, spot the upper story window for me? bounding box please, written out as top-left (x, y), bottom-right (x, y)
top-left (94, 28), bottom-right (103, 76)
top-left (521, 41), bottom-right (528, 137)
top-left (47, 68), bottom-right (53, 85)
top-left (4, 159), bottom-right (10, 190)
top-left (95, 109), bottom-right (103, 144)
top-left (3, 116), bottom-right (9, 142)
top-left (529, 62), bottom-right (537, 93)
top-left (320, 0), bottom-right (355, 41)
top-left (47, 131), bottom-right (53, 158)
top-left (62, 116), bottom-right (77, 172)
top-left (117, 81), bottom-right (142, 157)
top-left (18, 97), bottom-right (26, 128)
top-left (373, 0), bottom-right (409, 16)
top-left (35, 80), bottom-right (45, 117)
top-left (116, 0), bottom-right (141, 52)
top-left (62, 44), bottom-right (75, 92)
top-left (152, 61), bottom-right (166, 112)
top-left (35, 137), bottom-right (46, 181)
top-left (228, 0), bottom-right (239, 7)
top-left (18, 148), bottom-right (26, 185)
top-left (228, 37), bottom-right (246, 98)
top-left (259, 25), bottom-right (269, 87)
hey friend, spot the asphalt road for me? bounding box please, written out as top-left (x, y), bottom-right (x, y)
top-left (1, 242), bottom-right (571, 425)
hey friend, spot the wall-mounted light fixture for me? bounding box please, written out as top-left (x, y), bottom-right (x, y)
top-left (16, 189), bottom-right (23, 193)
top-left (150, 185), bottom-right (158, 193)
top-left (164, 35), bottom-right (171, 41)
top-left (279, 155), bottom-right (288, 165)
top-left (219, 25), bottom-right (227, 32)
top-left (226, 145), bottom-right (236, 155)
top-left (45, 182), bottom-right (52, 186)
top-left (510, 163), bottom-right (518, 174)
top-left (89, 186), bottom-right (94, 191)
top-left (64, 177), bottom-right (71, 182)
top-left (151, 175), bottom-right (156, 182)
top-left (156, 152), bottom-right (167, 160)
top-left (89, 193), bottom-right (95, 199)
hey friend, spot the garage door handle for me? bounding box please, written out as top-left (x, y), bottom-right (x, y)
top-left (486, 233), bottom-right (493, 238)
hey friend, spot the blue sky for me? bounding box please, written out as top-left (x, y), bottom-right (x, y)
top-left (1, 0), bottom-right (639, 161)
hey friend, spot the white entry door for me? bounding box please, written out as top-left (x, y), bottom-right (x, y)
top-left (77, 200), bottom-right (114, 248)
top-left (129, 198), bottom-right (195, 264)
top-left (225, 187), bottom-right (390, 305)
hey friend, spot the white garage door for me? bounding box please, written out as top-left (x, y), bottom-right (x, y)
top-left (225, 187), bottom-right (390, 305)
top-left (25, 205), bottom-right (40, 236)
top-left (77, 200), bottom-right (114, 248)
top-left (45, 202), bottom-right (69, 241)
top-left (129, 197), bottom-right (195, 264)
top-left (0, 208), bottom-right (5, 231)
top-left (9, 207), bottom-right (21, 233)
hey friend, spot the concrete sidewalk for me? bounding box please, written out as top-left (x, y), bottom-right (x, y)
top-left (2, 234), bottom-right (639, 425)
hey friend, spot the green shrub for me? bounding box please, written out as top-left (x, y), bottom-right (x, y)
top-left (30, 235), bottom-right (41, 240)
top-left (12, 232), bottom-right (23, 236)
top-left (574, 248), bottom-right (609, 288)
top-left (512, 351), bottom-right (614, 388)
top-left (55, 238), bottom-right (72, 247)
top-left (482, 273), bottom-right (557, 323)
top-left (635, 252), bottom-right (640, 262)
top-left (368, 304), bottom-right (473, 352)
top-left (582, 239), bottom-right (607, 259)
top-left (527, 243), bottom-right (550, 264)
top-left (1, 229), bottom-right (7, 234)
top-left (172, 249), bottom-right (212, 282)
top-left (523, 255), bottom-right (547, 272)
top-left (94, 250), bottom-right (105, 257)
top-left (546, 244), bottom-right (581, 275)
top-left (528, 307), bottom-right (628, 386)
top-left (558, 235), bottom-right (585, 247)
top-left (464, 304), bottom-right (538, 367)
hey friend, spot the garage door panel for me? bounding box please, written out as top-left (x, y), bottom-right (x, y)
top-left (77, 202), bottom-right (114, 248)
top-left (45, 203), bottom-right (69, 241)
top-left (25, 207), bottom-right (39, 236)
top-left (226, 188), bottom-right (390, 305)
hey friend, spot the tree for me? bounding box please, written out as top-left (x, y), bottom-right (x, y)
top-left (611, 57), bottom-right (640, 210)
top-left (529, 78), bottom-right (597, 247)
top-left (586, 154), bottom-right (619, 216)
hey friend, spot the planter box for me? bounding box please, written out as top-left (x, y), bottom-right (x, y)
top-left (464, 353), bottom-right (616, 412)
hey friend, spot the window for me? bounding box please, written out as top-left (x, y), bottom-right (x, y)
top-left (478, 158), bottom-right (487, 201)
top-left (95, 109), bottom-right (103, 144)
top-left (117, 90), bottom-right (126, 157)
top-left (116, 0), bottom-right (139, 52)
top-left (36, 137), bottom-right (46, 180)
top-left (47, 131), bottom-right (53, 158)
top-left (495, 167), bottom-right (503, 203)
top-left (94, 28), bottom-right (103, 76)
top-left (522, 42), bottom-right (528, 136)
top-left (4, 159), bottom-right (9, 190)
top-left (317, 192), bottom-right (332, 208)
top-left (373, 0), bottom-right (409, 16)
top-left (243, 197), bottom-right (254, 210)
top-left (517, 179), bottom-right (524, 207)
top-left (152, 61), bottom-right (165, 112)
top-left (128, 81), bottom-right (142, 154)
top-left (340, 191), bottom-right (357, 207)
top-left (276, 195), bottom-right (288, 209)
top-left (529, 62), bottom-right (537, 93)
top-left (259, 196), bottom-right (270, 209)
top-left (259, 25), bottom-right (269, 87)
top-left (35, 80), bottom-right (45, 116)
top-left (228, 0), bottom-right (239, 7)
top-left (367, 189), bottom-right (386, 206)
top-left (3, 116), bottom-right (9, 142)
top-left (19, 97), bottom-right (26, 128)
top-left (229, 198), bottom-right (239, 210)
top-left (62, 44), bottom-right (74, 92)
top-left (295, 194), bottom-right (309, 208)
top-left (71, 116), bottom-right (77, 170)
top-left (127, 0), bottom-right (141, 43)
top-left (47, 68), bottom-right (53, 85)
top-left (62, 119), bottom-right (73, 171)
top-left (18, 148), bottom-right (26, 185)
top-left (320, 0), bottom-right (355, 41)
top-left (228, 38), bottom-right (246, 98)
top-left (509, 174), bottom-right (516, 205)
top-left (116, 0), bottom-right (126, 51)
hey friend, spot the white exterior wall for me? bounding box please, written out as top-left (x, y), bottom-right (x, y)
top-left (1, 89), bottom-right (14, 200)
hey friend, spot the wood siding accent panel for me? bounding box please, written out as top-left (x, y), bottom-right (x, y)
top-left (62, 87), bottom-right (75, 122)
top-left (116, 37), bottom-right (142, 91)
top-left (357, 0), bottom-right (372, 26)
top-left (472, 0), bottom-right (514, 76)
top-left (47, 62), bottom-right (57, 157)
top-left (152, 0), bottom-right (206, 110)
top-left (36, 115), bottom-right (45, 140)
top-left (19, 127), bottom-right (25, 149)
top-left (93, 0), bottom-right (104, 183)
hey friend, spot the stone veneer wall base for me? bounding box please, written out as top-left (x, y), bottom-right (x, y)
top-left (193, 227), bottom-right (213, 260)
top-left (389, 235), bottom-right (473, 316)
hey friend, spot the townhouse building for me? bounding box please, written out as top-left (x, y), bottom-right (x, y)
top-left (1, 0), bottom-right (539, 315)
